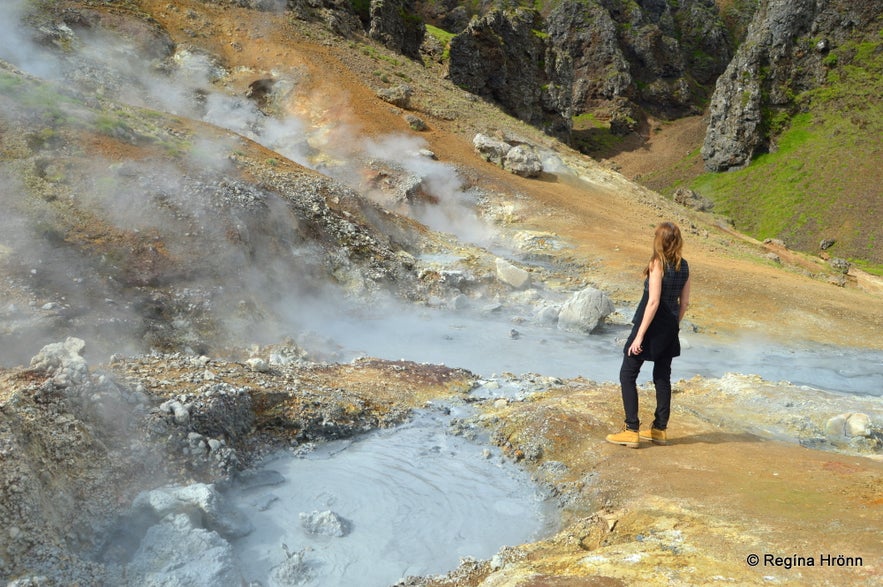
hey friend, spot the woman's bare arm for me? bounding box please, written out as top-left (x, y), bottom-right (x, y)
top-left (628, 259), bottom-right (662, 356)
top-left (678, 274), bottom-right (691, 322)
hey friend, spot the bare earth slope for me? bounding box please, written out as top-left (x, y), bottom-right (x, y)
top-left (140, 0), bottom-right (883, 348)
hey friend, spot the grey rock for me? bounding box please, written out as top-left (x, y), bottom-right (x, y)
top-left (369, 0), bottom-right (425, 61)
top-left (473, 134), bottom-right (512, 166)
top-left (673, 187), bottom-right (714, 212)
top-left (132, 483), bottom-right (253, 539)
top-left (557, 287), bottom-right (614, 333)
top-left (404, 113), bottom-right (426, 130)
top-left (126, 513), bottom-right (241, 587)
top-left (829, 257), bottom-right (850, 274)
top-left (504, 145), bottom-right (543, 178)
top-left (376, 84), bottom-right (413, 108)
top-left (449, 8), bottom-right (571, 137)
top-left (535, 304), bottom-right (561, 325)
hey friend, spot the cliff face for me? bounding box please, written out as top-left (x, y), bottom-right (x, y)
top-left (701, 0), bottom-right (881, 171)
top-left (443, 0), bottom-right (734, 136)
top-left (447, 8), bottom-right (573, 138)
top-left (549, 0), bottom-right (731, 117)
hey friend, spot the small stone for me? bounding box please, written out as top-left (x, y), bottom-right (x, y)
top-left (246, 358), bottom-right (270, 373)
top-left (299, 510), bottom-right (349, 537)
top-left (404, 113), bottom-right (426, 131)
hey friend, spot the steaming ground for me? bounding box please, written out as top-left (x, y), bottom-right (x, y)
top-left (298, 298), bottom-right (883, 396)
top-left (1, 2), bottom-right (882, 586)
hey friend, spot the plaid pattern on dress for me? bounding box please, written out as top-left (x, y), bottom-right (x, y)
top-left (660, 259), bottom-right (690, 318)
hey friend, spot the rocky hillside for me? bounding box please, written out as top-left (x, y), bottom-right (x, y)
top-left (697, 0), bottom-right (883, 264)
top-left (429, 0), bottom-right (882, 265)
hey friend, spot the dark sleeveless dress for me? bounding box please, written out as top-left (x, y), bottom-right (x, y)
top-left (623, 259), bottom-right (690, 361)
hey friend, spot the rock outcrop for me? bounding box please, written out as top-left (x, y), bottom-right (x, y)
top-left (446, 1), bottom-right (732, 140)
top-left (546, 0), bottom-right (730, 121)
top-left (701, 0), bottom-right (881, 171)
top-left (369, 0), bottom-right (426, 61)
top-left (448, 8), bottom-right (573, 138)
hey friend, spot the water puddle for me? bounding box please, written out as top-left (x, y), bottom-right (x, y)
top-left (227, 405), bottom-right (555, 587)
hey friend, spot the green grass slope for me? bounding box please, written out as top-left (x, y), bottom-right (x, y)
top-left (691, 31), bottom-right (883, 269)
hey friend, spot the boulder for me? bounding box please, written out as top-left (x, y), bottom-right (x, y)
top-left (376, 84), bottom-right (413, 108)
top-left (504, 145), bottom-right (543, 178)
top-left (557, 287), bottom-right (614, 333)
top-left (473, 133), bottom-right (512, 166)
top-left (473, 134), bottom-right (544, 178)
top-left (495, 258), bottom-right (531, 289)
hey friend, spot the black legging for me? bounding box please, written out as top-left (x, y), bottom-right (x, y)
top-left (619, 354), bottom-right (672, 431)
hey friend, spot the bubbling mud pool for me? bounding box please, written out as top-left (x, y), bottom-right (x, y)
top-left (227, 405), bottom-right (556, 587)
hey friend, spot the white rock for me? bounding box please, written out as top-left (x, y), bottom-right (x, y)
top-left (126, 513), bottom-right (239, 587)
top-left (825, 413), bottom-right (850, 438)
top-left (845, 413), bottom-right (871, 437)
top-left (495, 258), bottom-right (531, 289)
top-left (503, 144), bottom-right (543, 178)
top-left (473, 133), bottom-right (512, 166)
top-left (299, 510), bottom-right (349, 537)
top-left (29, 337), bottom-right (89, 386)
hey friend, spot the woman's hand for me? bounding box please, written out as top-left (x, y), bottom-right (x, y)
top-left (628, 335), bottom-right (644, 356)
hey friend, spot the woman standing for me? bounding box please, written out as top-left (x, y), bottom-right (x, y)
top-left (606, 221), bottom-right (691, 448)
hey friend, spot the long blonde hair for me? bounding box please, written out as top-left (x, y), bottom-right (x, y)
top-left (643, 221), bottom-right (683, 277)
